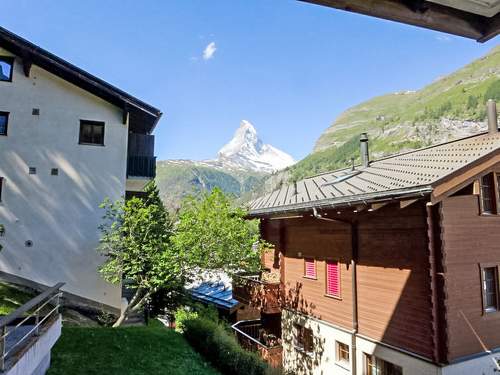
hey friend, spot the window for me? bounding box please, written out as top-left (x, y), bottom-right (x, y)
top-left (0, 57), bottom-right (13, 82)
top-left (0, 112), bottom-right (9, 136)
top-left (481, 266), bottom-right (499, 313)
top-left (51, 168), bottom-right (59, 176)
top-left (29, 167), bottom-right (36, 175)
top-left (79, 120), bottom-right (105, 145)
top-left (336, 341), bottom-right (349, 364)
top-left (365, 354), bottom-right (402, 375)
top-left (480, 173), bottom-right (496, 214)
top-left (326, 260), bottom-right (341, 297)
top-left (304, 258), bottom-right (316, 279)
top-left (294, 324), bottom-right (313, 353)
top-left (0, 177), bottom-right (3, 202)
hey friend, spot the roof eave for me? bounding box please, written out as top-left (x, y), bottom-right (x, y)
top-left (248, 185), bottom-right (433, 218)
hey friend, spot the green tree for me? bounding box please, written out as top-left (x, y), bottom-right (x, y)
top-left (172, 188), bottom-right (262, 277)
top-left (98, 182), bottom-right (180, 327)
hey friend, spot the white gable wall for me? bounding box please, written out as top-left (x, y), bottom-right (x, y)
top-left (0, 47), bottom-right (126, 309)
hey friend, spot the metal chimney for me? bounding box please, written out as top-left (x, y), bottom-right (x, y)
top-left (487, 99), bottom-right (498, 134)
top-left (360, 133), bottom-right (369, 167)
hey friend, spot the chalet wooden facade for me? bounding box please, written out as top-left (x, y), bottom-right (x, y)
top-left (233, 101), bottom-right (500, 374)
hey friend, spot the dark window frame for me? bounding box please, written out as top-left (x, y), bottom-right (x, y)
top-left (480, 172), bottom-right (496, 214)
top-left (480, 264), bottom-right (500, 314)
top-left (294, 324), bottom-right (313, 353)
top-left (0, 112), bottom-right (9, 136)
top-left (0, 177), bottom-right (3, 202)
top-left (0, 56), bottom-right (14, 82)
top-left (79, 120), bottom-right (105, 146)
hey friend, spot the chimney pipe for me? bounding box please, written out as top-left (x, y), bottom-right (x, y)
top-left (360, 133), bottom-right (369, 167)
top-left (487, 99), bottom-right (498, 134)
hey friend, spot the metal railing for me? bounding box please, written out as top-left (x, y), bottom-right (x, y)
top-left (0, 283), bottom-right (64, 371)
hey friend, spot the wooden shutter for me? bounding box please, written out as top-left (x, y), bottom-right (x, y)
top-left (304, 258), bottom-right (316, 278)
top-left (326, 260), bottom-right (340, 297)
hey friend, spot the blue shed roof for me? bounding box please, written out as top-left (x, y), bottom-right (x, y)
top-left (188, 282), bottom-right (240, 311)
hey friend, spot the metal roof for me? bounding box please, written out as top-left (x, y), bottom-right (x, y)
top-left (250, 131), bottom-right (500, 215)
top-left (188, 282), bottom-right (240, 312)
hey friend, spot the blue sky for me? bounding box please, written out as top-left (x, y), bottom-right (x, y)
top-left (0, 0), bottom-right (497, 161)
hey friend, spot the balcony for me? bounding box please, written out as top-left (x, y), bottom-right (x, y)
top-left (126, 133), bottom-right (155, 191)
top-left (232, 320), bottom-right (282, 368)
top-left (232, 272), bottom-right (281, 314)
top-left (127, 155), bottom-right (156, 178)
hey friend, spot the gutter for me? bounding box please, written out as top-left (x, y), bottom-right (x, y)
top-left (249, 186), bottom-right (433, 218)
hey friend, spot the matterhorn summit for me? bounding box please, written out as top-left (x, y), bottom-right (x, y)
top-left (216, 120), bottom-right (295, 173)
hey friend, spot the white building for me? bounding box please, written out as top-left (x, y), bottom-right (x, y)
top-left (0, 26), bottom-right (161, 311)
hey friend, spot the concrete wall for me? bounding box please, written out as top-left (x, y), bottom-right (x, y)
top-left (0, 47), bottom-right (127, 308)
top-left (5, 316), bottom-right (62, 375)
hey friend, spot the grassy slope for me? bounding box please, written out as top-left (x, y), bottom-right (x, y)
top-left (287, 46), bottom-right (500, 182)
top-left (0, 282), bottom-right (36, 315)
top-left (155, 161), bottom-right (266, 211)
top-left (48, 320), bottom-right (220, 375)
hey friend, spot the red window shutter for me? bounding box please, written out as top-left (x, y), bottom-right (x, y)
top-left (326, 261), bottom-right (340, 296)
top-left (304, 258), bottom-right (316, 278)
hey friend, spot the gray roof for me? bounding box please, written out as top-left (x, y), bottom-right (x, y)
top-left (249, 131), bottom-right (500, 215)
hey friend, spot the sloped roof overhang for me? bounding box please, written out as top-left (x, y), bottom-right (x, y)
top-left (0, 26), bottom-right (162, 134)
top-left (300, 0), bottom-right (500, 42)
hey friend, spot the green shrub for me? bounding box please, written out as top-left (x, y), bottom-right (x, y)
top-left (182, 317), bottom-right (274, 375)
top-left (174, 307), bottom-right (198, 333)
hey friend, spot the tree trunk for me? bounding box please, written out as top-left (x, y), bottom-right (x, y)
top-left (113, 287), bottom-right (144, 327)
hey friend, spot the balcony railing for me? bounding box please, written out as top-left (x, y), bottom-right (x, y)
top-left (232, 320), bottom-right (282, 368)
top-left (232, 272), bottom-right (281, 314)
top-left (127, 155), bottom-right (156, 178)
top-left (0, 283), bottom-right (64, 372)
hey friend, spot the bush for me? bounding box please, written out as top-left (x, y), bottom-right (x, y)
top-left (182, 317), bottom-right (274, 375)
top-left (174, 307), bottom-right (198, 333)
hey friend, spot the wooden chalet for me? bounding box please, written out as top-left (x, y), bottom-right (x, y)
top-left (233, 101), bottom-right (500, 374)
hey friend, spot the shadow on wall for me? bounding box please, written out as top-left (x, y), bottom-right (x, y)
top-left (0, 145), bottom-right (124, 303)
top-left (272, 202), bottom-right (440, 374)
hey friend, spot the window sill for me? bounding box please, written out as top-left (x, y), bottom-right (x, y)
top-left (482, 309), bottom-right (500, 319)
top-left (324, 294), bottom-right (342, 301)
top-left (78, 142), bottom-right (105, 147)
top-left (303, 276), bottom-right (317, 280)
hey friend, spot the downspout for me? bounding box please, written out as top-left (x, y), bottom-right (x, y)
top-left (426, 202), bottom-right (441, 364)
top-left (351, 222), bottom-right (359, 375)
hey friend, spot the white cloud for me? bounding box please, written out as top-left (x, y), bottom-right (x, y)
top-left (435, 34), bottom-right (452, 42)
top-left (203, 42), bottom-right (217, 60)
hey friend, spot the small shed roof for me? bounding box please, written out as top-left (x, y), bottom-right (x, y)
top-left (250, 131), bottom-right (500, 216)
top-left (188, 282), bottom-right (240, 312)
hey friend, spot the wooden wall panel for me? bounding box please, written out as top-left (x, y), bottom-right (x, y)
top-left (279, 217), bottom-right (354, 329)
top-left (357, 203), bottom-right (434, 359)
top-left (441, 195), bottom-right (500, 361)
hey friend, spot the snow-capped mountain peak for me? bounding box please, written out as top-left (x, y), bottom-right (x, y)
top-left (217, 120), bottom-right (295, 173)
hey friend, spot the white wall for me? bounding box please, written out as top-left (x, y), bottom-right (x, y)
top-left (282, 310), bottom-right (444, 375)
top-left (0, 47), bottom-right (127, 308)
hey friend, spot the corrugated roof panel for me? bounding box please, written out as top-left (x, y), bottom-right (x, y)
top-left (249, 132), bottom-right (500, 214)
